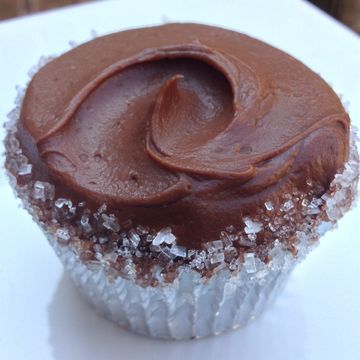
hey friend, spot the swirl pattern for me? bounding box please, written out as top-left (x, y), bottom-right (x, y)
top-left (20, 24), bottom-right (349, 247)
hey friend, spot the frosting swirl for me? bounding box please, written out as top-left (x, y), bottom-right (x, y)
top-left (19, 24), bottom-right (349, 247)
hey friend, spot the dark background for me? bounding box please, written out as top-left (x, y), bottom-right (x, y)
top-left (0, 0), bottom-right (359, 34)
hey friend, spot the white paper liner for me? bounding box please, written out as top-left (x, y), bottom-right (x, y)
top-left (48, 230), bottom-right (292, 339)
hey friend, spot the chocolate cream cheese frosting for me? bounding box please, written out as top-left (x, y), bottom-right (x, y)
top-left (17, 23), bottom-right (349, 249)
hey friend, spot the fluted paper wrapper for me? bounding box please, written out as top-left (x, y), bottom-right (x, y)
top-left (49, 232), bottom-right (292, 339)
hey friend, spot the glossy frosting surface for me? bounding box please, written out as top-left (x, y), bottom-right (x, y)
top-left (19, 23), bottom-right (349, 247)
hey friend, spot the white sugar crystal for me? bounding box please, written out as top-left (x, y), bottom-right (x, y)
top-left (80, 215), bottom-right (92, 233)
top-left (280, 200), bottom-right (294, 212)
top-left (95, 252), bottom-right (103, 261)
top-left (55, 228), bottom-right (70, 241)
top-left (187, 249), bottom-right (196, 258)
top-left (224, 247), bottom-right (237, 261)
top-left (229, 258), bottom-right (241, 271)
top-left (244, 253), bottom-right (257, 273)
top-left (269, 242), bottom-right (287, 270)
top-left (222, 236), bottom-right (233, 248)
top-left (159, 247), bottom-right (174, 260)
top-left (244, 217), bottom-right (262, 234)
top-left (268, 222), bottom-right (277, 232)
top-left (118, 247), bottom-right (131, 258)
top-left (204, 240), bottom-right (224, 251)
top-left (191, 256), bottom-right (205, 270)
top-left (152, 228), bottom-right (176, 246)
top-left (239, 236), bottom-right (254, 247)
top-left (102, 214), bottom-right (120, 232)
top-left (55, 198), bottom-right (72, 209)
top-left (33, 181), bottom-right (45, 200)
top-left (307, 198), bottom-right (323, 215)
top-left (164, 233), bottom-right (176, 245)
top-left (98, 204), bottom-right (107, 213)
top-left (17, 163), bottom-right (32, 176)
top-left (210, 252), bottom-right (225, 264)
top-left (128, 230), bottom-right (140, 248)
top-left (122, 238), bottom-right (130, 247)
top-left (33, 181), bottom-right (54, 201)
top-left (99, 236), bottom-right (108, 245)
top-left (247, 233), bottom-right (257, 242)
top-left (301, 198), bottom-right (309, 207)
top-left (93, 244), bottom-right (102, 253)
top-left (264, 201), bottom-right (274, 211)
top-left (149, 244), bottom-right (162, 253)
top-left (170, 245), bottom-right (187, 258)
top-left (136, 225), bottom-right (149, 235)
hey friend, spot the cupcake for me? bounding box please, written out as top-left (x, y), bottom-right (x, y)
top-left (4, 23), bottom-right (359, 340)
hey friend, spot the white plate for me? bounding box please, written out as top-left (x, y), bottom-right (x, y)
top-left (1, 1), bottom-right (359, 359)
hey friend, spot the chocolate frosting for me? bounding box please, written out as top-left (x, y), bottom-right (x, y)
top-left (18, 23), bottom-right (349, 248)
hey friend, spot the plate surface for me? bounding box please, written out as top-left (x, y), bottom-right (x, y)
top-left (1, 1), bottom-right (360, 359)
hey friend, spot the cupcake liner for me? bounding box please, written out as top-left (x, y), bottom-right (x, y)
top-left (48, 230), bottom-right (292, 339)
top-left (3, 54), bottom-right (359, 340)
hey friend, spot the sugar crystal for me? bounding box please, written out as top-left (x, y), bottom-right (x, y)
top-left (244, 217), bottom-right (262, 234)
top-left (229, 258), bottom-right (240, 271)
top-left (247, 233), bottom-right (257, 242)
top-left (17, 163), bottom-right (32, 176)
top-left (149, 244), bottom-right (161, 253)
top-left (204, 240), bottom-right (224, 251)
top-left (280, 200), bottom-right (294, 212)
top-left (80, 215), bottom-right (92, 233)
top-left (128, 230), bottom-right (140, 248)
top-left (239, 237), bottom-right (255, 247)
top-left (210, 252), bottom-right (225, 264)
top-left (55, 228), bottom-right (70, 241)
top-left (102, 214), bottom-right (120, 232)
top-left (187, 249), bottom-right (196, 258)
top-left (55, 198), bottom-right (72, 209)
top-left (170, 245), bottom-right (187, 258)
top-left (307, 198), bottom-right (321, 215)
top-left (152, 228), bottom-right (176, 246)
top-left (268, 223), bottom-right (277, 232)
top-left (264, 201), bottom-right (274, 211)
top-left (159, 247), bottom-right (174, 261)
top-left (244, 253), bottom-right (257, 273)
top-left (33, 181), bottom-right (54, 201)
top-left (98, 204), bottom-right (107, 213)
top-left (136, 225), bottom-right (149, 235)
top-left (99, 236), bottom-right (108, 245)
